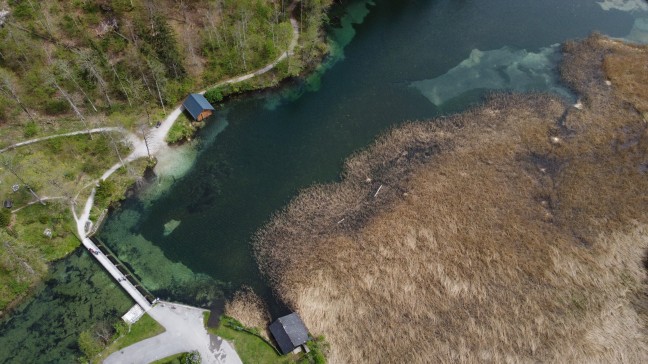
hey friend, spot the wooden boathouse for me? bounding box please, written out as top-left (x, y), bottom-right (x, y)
top-left (183, 93), bottom-right (215, 121)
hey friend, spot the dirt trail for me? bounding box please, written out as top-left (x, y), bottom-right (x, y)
top-left (0, 127), bottom-right (127, 153)
top-left (99, 0), bottom-right (301, 185)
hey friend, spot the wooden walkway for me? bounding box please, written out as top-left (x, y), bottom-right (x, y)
top-left (82, 235), bottom-right (154, 311)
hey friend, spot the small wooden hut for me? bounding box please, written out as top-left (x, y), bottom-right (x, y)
top-left (182, 93), bottom-right (215, 121)
top-left (269, 312), bottom-right (310, 355)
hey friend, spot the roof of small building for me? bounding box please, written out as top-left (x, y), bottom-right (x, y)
top-left (3, 199), bottom-right (12, 208)
top-left (182, 93), bottom-right (215, 120)
top-left (269, 312), bottom-right (309, 355)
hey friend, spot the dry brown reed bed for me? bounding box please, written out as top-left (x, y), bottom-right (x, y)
top-left (225, 286), bottom-right (271, 339)
top-left (254, 35), bottom-right (648, 363)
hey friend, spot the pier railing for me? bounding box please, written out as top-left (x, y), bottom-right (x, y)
top-left (89, 236), bottom-right (157, 303)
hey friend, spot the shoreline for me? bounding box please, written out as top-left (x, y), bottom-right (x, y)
top-left (0, 0), bottom-right (338, 320)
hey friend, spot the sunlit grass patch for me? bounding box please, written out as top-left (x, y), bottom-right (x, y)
top-left (92, 313), bottom-right (165, 364)
top-left (204, 313), bottom-right (293, 364)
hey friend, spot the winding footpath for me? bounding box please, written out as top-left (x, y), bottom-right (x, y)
top-left (1, 5), bottom-right (300, 363)
top-left (0, 127), bottom-right (127, 153)
top-left (78, 7), bottom-right (299, 363)
top-left (82, 11), bottom-right (299, 301)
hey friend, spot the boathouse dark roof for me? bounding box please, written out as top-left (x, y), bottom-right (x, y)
top-left (182, 93), bottom-right (215, 120)
top-left (269, 312), bottom-right (309, 355)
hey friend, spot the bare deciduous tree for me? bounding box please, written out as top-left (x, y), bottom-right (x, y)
top-left (147, 59), bottom-right (167, 115)
top-left (49, 77), bottom-right (93, 139)
top-left (0, 74), bottom-right (35, 122)
top-left (76, 50), bottom-right (112, 107)
top-left (53, 60), bottom-right (98, 112)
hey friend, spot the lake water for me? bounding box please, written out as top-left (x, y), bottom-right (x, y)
top-left (1, 0), bottom-right (647, 362)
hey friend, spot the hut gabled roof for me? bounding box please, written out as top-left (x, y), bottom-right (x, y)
top-left (269, 312), bottom-right (309, 354)
top-left (183, 93), bottom-right (215, 120)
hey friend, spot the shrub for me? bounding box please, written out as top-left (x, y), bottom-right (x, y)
top-left (44, 100), bottom-right (70, 115)
top-left (180, 351), bottom-right (201, 364)
top-left (204, 88), bottom-right (224, 104)
top-left (12, 2), bottom-right (34, 20)
top-left (78, 330), bottom-right (102, 359)
top-left (0, 209), bottom-right (11, 227)
top-left (38, 214), bottom-right (48, 224)
top-left (23, 121), bottom-right (38, 137)
top-left (95, 179), bottom-right (116, 207)
top-left (299, 336), bottom-right (328, 364)
top-left (166, 117), bottom-right (196, 144)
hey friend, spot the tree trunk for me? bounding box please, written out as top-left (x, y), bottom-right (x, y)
top-left (2, 159), bottom-right (45, 205)
top-left (110, 63), bottom-right (132, 107)
top-left (0, 77), bottom-right (35, 122)
top-left (51, 79), bottom-right (93, 139)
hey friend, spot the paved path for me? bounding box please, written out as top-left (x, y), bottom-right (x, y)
top-left (104, 302), bottom-right (242, 364)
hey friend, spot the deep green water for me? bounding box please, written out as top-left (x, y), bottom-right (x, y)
top-left (2, 0), bottom-right (647, 362)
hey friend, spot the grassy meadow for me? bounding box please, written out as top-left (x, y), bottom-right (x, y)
top-left (254, 35), bottom-right (648, 363)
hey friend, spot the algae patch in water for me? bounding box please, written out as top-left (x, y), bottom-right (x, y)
top-left (99, 209), bottom-right (225, 306)
top-left (163, 219), bottom-right (181, 236)
top-left (410, 45), bottom-right (572, 107)
top-left (0, 250), bottom-right (132, 363)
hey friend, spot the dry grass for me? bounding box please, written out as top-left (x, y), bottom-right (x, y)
top-left (225, 286), bottom-right (271, 338)
top-left (603, 40), bottom-right (648, 116)
top-left (254, 35), bottom-right (648, 363)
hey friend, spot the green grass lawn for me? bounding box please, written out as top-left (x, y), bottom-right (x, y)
top-left (204, 313), bottom-right (295, 364)
top-left (93, 314), bottom-right (165, 363)
top-left (150, 352), bottom-right (186, 364)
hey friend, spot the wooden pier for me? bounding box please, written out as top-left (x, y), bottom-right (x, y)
top-left (80, 234), bottom-right (154, 311)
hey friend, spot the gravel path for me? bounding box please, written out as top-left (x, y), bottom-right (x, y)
top-left (0, 127), bottom-right (126, 153)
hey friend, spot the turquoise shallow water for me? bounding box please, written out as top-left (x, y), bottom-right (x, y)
top-left (1, 0), bottom-right (647, 362)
